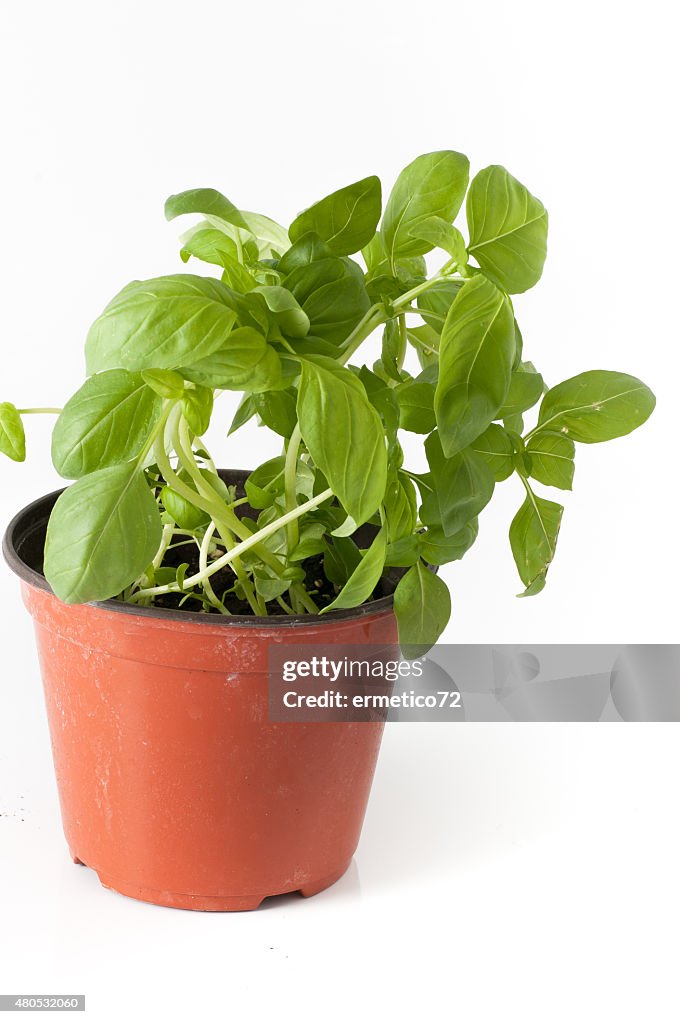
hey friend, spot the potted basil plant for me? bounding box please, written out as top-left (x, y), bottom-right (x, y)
top-left (1, 151), bottom-right (655, 910)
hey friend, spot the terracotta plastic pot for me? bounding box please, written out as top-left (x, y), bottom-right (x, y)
top-left (3, 471), bottom-right (399, 911)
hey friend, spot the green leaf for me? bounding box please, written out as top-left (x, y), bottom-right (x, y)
top-left (537, 370), bottom-right (656, 443)
top-left (420, 520), bottom-right (478, 565)
top-left (297, 358), bottom-right (387, 525)
top-left (420, 432), bottom-right (495, 536)
top-left (161, 478), bottom-right (210, 530)
top-left (179, 226), bottom-right (243, 272)
top-left (240, 211), bottom-right (290, 258)
top-left (321, 527), bottom-right (387, 612)
top-left (395, 379), bottom-right (436, 434)
top-left (245, 457), bottom-right (285, 509)
top-left (504, 412), bottom-right (525, 435)
top-left (498, 366), bottom-right (544, 417)
top-left (383, 471), bottom-right (417, 542)
top-left (362, 231), bottom-right (387, 275)
top-left (284, 256), bottom-right (345, 305)
top-left (252, 389), bottom-right (298, 438)
top-left (466, 165), bottom-right (548, 294)
top-left (253, 285), bottom-right (310, 339)
top-left (409, 216), bottom-right (467, 266)
top-left (52, 370), bottom-right (162, 479)
top-left (356, 367), bottom-right (400, 456)
top-left (228, 394), bottom-right (257, 435)
top-left (165, 187), bottom-right (249, 231)
top-left (290, 176), bottom-right (382, 256)
top-left (407, 326), bottom-right (440, 368)
top-left (470, 423), bottom-right (515, 481)
top-left (86, 276), bottom-right (239, 373)
top-left (526, 431), bottom-right (575, 490)
top-left (181, 326), bottom-right (281, 392)
top-left (142, 368), bottom-right (185, 400)
top-left (331, 514), bottom-right (359, 538)
top-left (43, 463), bottom-right (162, 604)
top-left (0, 402), bottom-right (26, 462)
top-left (382, 150), bottom-right (470, 266)
top-left (384, 535), bottom-right (421, 568)
top-left (380, 320), bottom-right (402, 382)
top-left (300, 270), bottom-right (371, 346)
top-left (509, 487), bottom-right (563, 596)
top-left (435, 275), bottom-right (515, 456)
top-left (219, 256), bottom-right (258, 293)
top-left (182, 385), bottom-right (213, 436)
top-left (283, 253), bottom-right (369, 347)
top-left (253, 564), bottom-right (296, 603)
top-left (324, 535), bottom-right (362, 584)
top-left (417, 279), bottom-right (464, 332)
top-left (289, 521), bottom-right (327, 561)
top-left (393, 561), bottom-right (451, 658)
top-left (363, 231), bottom-right (427, 301)
top-left (278, 232), bottom-right (335, 276)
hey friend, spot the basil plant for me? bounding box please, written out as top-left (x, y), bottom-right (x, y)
top-left (0, 151), bottom-right (655, 650)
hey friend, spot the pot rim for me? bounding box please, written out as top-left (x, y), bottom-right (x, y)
top-left (2, 473), bottom-right (398, 629)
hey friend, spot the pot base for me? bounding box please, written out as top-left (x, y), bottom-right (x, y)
top-left (71, 854), bottom-right (351, 912)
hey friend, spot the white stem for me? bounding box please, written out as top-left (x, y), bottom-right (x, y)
top-left (199, 521), bottom-right (229, 613)
top-left (132, 487), bottom-right (334, 600)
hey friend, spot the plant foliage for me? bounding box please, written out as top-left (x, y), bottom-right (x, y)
top-left (2, 152), bottom-right (655, 651)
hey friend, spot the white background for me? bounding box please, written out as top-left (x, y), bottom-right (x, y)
top-left (0, 1), bottom-right (678, 1021)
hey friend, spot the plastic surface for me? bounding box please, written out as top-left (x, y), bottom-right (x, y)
top-left (4, 474), bottom-right (398, 911)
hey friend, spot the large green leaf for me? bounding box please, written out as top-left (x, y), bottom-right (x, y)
top-left (393, 561), bottom-right (451, 658)
top-left (322, 528), bottom-right (387, 612)
top-left (466, 165), bottom-right (548, 294)
top-left (278, 232), bottom-right (335, 276)
top-left (420, 432), bottom-right (495, 536)
top-left (509, 488), bottom-right (563, 596)
top-left (253, 285), bottom-right (310, 339)
top-left (526, 431), bottom-right (575, 490)
top-left (0, 402), bottom-right (26, 462)
top-left (284, 256), bottom-right (345, 305)
top-left (537, 370), bottom-right (656, 442)
top-left (180, 326), bottom-right (281, 392)
top-left (300, 271), bottom-right (371, 345)
top-left (395, 379), bottom-right (436, 434)
top-left (165, 187), bottom-right (249, 231)
top-left (141, 368), bottom-right (185, 399)
top-left (252, 389), bottom-right (298, 438)
top-left (43, 463), bottom-right (162, 604)
top-left (85, 276), bottom-right (239, 373)
top-left (297, 358), bottom-right (387, 525)
top-left (420, 520), bottom-right (478, 565)
top-left (52, 370), bottom-right (162, 479)
top-left (470, 423), bottom-right (515, 481)
top-left (417, 278), bottom-right (464, 331)
top-left (178, 224), bottom-right (258, 292)
top-left (409, 216), bottom-right (467, 267)
top-left (435, 275), bottom-right (515, 456)
top-left (241, 211), bottom-right (290, 258)
top-left (498, 365), bottom-right (544, 418)
top-left (290, 176), bottom-right (382, 256)
top-left (179, 225), bottom-right (241, 269)
top-left (382, 150), bottom-right (470, 266)
top-left (362, 230), bottom-right (427, 302)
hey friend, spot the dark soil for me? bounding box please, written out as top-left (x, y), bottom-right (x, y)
top-left (152, 541), bottom-right (400, 616)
